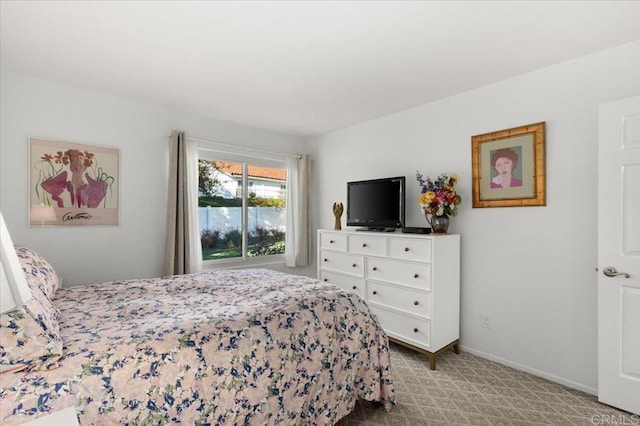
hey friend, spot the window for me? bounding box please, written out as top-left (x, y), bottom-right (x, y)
top-left (198, 153), bottom-right (287, 264)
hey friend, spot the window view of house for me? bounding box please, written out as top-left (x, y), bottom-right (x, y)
top-left (198, 159), bottom-right (286, 261)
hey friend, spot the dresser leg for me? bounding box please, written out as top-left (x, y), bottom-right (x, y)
top-left (387, 337), bottom-right (459, 370)
top-left (428, 339), bottom-right (459, 370)
top-left (428, 353), bottom-right (436, 370)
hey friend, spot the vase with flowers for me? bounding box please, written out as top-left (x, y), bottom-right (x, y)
top-left (416, 171), bottom-right (462, 234)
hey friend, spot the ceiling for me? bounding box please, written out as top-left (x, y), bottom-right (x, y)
top-left (2, 1), bottom-right (639, 138)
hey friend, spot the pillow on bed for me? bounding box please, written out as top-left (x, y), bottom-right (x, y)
top-left (15, 246), bottom-right (60, 300)
top-left (0, 246), bottom-right (63, 373)
top-left (14, 246), bottom-right (62, 343)
top-left (0, 297), bottom-right (63, 373)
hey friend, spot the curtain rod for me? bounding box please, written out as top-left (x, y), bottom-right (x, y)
top-left (183, 135), bottom-right (303, 160)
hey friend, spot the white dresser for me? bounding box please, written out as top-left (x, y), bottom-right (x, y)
top-left (317, 229), bottom-right (460, 369)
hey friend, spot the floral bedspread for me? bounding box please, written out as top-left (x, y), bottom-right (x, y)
top-left (0, 269), bottom-right (394, 425)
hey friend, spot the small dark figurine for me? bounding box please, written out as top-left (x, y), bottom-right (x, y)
top-left (332, 202), bottom-right (344, 230)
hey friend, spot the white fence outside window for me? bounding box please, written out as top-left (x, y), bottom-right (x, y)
top-left (198, 206), bottom-right (285, 235)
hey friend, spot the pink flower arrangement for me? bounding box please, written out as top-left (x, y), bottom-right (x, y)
top-left (416, 171), bottom-right (462, 217)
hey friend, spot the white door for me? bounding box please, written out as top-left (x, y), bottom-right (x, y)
top-left (598, 96), bottom-right (640, 414)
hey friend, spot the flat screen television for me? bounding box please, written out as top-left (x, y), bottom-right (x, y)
top-left (346, 176), bottom-right (406, 231)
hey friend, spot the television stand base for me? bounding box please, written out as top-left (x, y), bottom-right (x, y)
top-left (356, 227), bottom-right (397, 232)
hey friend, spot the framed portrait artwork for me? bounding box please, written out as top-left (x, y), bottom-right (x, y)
top-left (29, 137), bottom-right (119, 226)
top-left (471, 122), bottom-right (546, 208)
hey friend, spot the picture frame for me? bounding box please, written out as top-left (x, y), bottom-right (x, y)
top-left (471, 122), bottom-right (545, 208)
top-left (29, 137), bottom-right (120, 226)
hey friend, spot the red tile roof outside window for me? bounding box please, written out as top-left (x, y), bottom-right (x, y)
top-left (215, 162), bottom-right (286, 182)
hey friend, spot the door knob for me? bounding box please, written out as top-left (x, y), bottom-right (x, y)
top-left (603, 266), bottom-right (630, 279)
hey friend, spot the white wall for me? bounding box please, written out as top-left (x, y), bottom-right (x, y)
top-left (308, 41), bottom-right (640, 393)
top-left (0, 70), bottom-right (305, 286)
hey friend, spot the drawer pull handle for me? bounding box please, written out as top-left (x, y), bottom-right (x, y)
top-left (324, 258), bottom-right (328, 262)
top-left (362, 243), bottom-right (367, 247)
top-left (323, 278), bottom-right (328, 282)
top-left (352, 263), bottom-right (357, 268)
top-left (352, 285), bottom-right (357, 290)
top-left (414, 273), bottom-right (419, 278)
top-left (330, 240), bottom-right (335, 244)
top-left (372, 267), bottom-right (378, 271)
top-left (414, 300), bottom-right (419, 306)
top-left (372, 290), bottom-right (378, 295)
top-left (413, 328), bottom-right (419, 333)
top-left (404, 247), bottom-right (410, 252)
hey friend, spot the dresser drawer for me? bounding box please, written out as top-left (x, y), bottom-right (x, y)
top-left (366, 257), bottom-right (431, 291)
top-left (369, 305), bottom-right (431, 348)
top-left (320, 232), bottom-right (347, 252)
top-left (320, 232), bottom-right (347, 251)
top-left (388, 238), bottom-right (432, 262)
top-left (319, 270), bottom-right (364, 299)
top-left (347, 234), bottom-right (386, 257)
top-left (367, 281), bottom-right (430, 318)
top-left (319, 250), bottom-right (364, 277)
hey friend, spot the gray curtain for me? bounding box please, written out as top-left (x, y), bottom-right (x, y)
top-left (163, 130), bottom-right (202, 276)
top-left (285, 154), bottom-right (309, 267)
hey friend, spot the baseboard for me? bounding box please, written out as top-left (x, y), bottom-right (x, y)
top-left (459, 344), bottom-right (597, 396)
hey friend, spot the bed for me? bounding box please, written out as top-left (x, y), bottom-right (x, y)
top-left (0, 247), bottom-right (395, 425)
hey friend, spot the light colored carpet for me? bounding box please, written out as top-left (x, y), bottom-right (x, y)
top-left (338, 343), bottom-right (636, 425)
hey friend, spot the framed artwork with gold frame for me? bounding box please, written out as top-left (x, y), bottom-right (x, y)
top-left (471, 122), bottom-right (545, 208)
